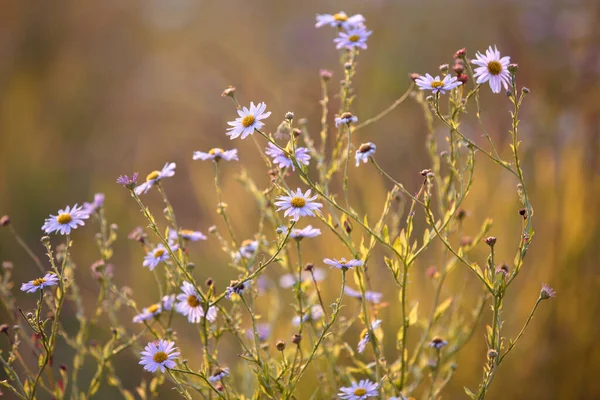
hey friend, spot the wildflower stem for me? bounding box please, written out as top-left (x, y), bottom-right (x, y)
top-left (352, 83), bottom-right (414, 133)
top-left (498, 297), bottom-right (542, 363)
top-left (171, 368), bottom-right (225, 399)
top-left (8, 226), bottom-right (45, 273)
top-left (214, 162), bottom-right (239, 248)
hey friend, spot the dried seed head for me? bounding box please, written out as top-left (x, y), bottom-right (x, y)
top-left (0, 215), bottom-right (10, 226)
top-left (439, 63), bottom-right (449, 73)
top-left (519, 208), bottom-right (528, 219)
top-left (488, 349), bottom-right (498, 358)
top-left (522, 87), bottom-right (530, 94)
top-left (508, 63), bottom-right (519, 74)
top-left (344, 61), bottom-right (353, 70)
top-left (41, 236), bottom-right (51, 245)
top-left (0, 324), bottom-right (9, 334)
top-left (420, 169), bottom-right (432, 177)
top-left (344, 219), bottom-right (353, 234)
top-left (221, 86), bottom-right (235, 97)
top-left (429, 337), bottom-right (448, 349)
top-left (454, 48), bottom-right (467, 59)
top-left (320, 69), bottom-right (333, 81)
top-left (285, 111), bottom-right (295, 120)
top-left (452, 63), bottom-right (464, 75)
top-left (292, 333), bottom-right (302, 345)
top-left (276, 340), bottom-right (286, 351)
top-left (60, 364), bottom-right (68, 371)
top-left (206, 278), bottom-right (213, 287)
top-left (304, 263), bottom-right (314, 271)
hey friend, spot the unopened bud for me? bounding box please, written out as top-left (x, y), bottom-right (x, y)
top-left (485, 236), bottom-right (497, 247)
top-left (208, 225), bottom-right (218, 234)
top-left (519, 208), bottom-right (528, 219)
top-left (0, 215), bottom-right (10, 226)
top-left (343, 219), bottom-right (352, 234)
top-left (488, 349), bottom-right (498, 358)
top-left (41, 236), bottom-right (51, 245)
top-left (293, 128), bottom-right (302, 138)
top-left (452, 63), bottom-right (464, 75)
top-left (276, 340), bottom-right (286, 351)
top-left (507, 63), bottom-right (519, 74)
top-left (285, 111), bottom-right (294, 120)
top-left (420, 169), bottom-right (432, 177)
top-left (439, 63), bottom-right (449, 73)
top-left (344, 62), bottom-right (352, 70)
top-left (320, 69), bottom-right (333, 81)
top-left (457, 74), bottom-right (469, 84)
top-left (409, 73), bottom-right (420, 82)
top-left (221, 86), bottom-right (235, 97)
top-left (454, 48), bottom-right (467, 59)
top-left (522, 87), bottom-right (530, 94)
top-left (292, 333), bottom-right (302, 345)
top-left (205, 278), bottom-right (213, 287)
top-left (304, 263), bottom-right (314, 271)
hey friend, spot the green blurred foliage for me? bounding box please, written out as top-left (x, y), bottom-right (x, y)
top-left (1, 0), bottom-right (600, 398)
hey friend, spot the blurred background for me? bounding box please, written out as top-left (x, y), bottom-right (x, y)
top-left (1, 0), bottom-right (600, 398)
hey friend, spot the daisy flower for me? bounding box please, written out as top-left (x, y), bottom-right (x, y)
top-left (246, 323), bottom-right (271, 342)
top-left (234, 239), bottom-right (259, 262)
top-left (279, 268), bottom-right (326, 288)
top-left (344, 286), bottom-right (383, 304)
top-left (134, 163), bottom-right (176, 195)
top-left (82, 193), bottom-right (105, 215)
top-left (334, 25), bottom-right (372, 50)
top-left (358, 320), bottom-right (382, 353)
top-left (42, 204), bottom-right (89, 235)
top-left (117, 172), bottom-right (138, 188)
top-left (208, 367), bottom-right (230, 383)
top-left (175, 282), bottom-right (217, 323)
top-left (472, 45), bottom-right (511, 93)
top-left (324, 257), bottom-right (364, 270)
top-left (315, 12), bottom-right (365, 29)
top-left (292, 305), bottom-right (325, 326)
top-left (139, 340), bottom-right (179, 373)
top-left (20, 273), bottom-right (59, 293)
top-left (338, 379), bottom-right (379, 399)
top-left (265, 143), bottom-right (311, 170)
top-left (143, 243), bottom-right (177, 271)
top-left (415, 73), bottom-right (462, 94)
top-left (275, 188), bottom-right (323, 221)
top-left (226, 102), bottom-right (271, 140)
top-left (540, 283), bottom-right (556, 300)
top-left (193, 148), bottom-right (238, 162)
top-left (335, 112), bottom-right (358, 127)
top-left (355, 142), bottom-right (376, 166)
top-left (168, 228), bottom-right (207, 242)
top-left (225, 280), bottom-right (250, 300)
top-left (277, 225), bottom-right (322, 240)
top-left (162, 294), bottom-right (175, 310)
top-left (133, 302), bottom-right (163, 323)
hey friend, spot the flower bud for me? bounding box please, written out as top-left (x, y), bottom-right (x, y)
top-left (285, 111), bottom-right (294, 120)
top-left (507, 63), bottom-right (519, 74)
top-left (452, 63), bottom-right (464, 75)
top-left (276, 340), bottom-right (286, 351)
top-left (221, 86), bottom-right (235, 97)
top-left (409, 73), bottom-right (420, 82)
top-left (454, 48), bottom-right (467, 59)
top-left (488, 349), bottom-right (498, 358)
top-left (0, 215), bottom-right (10, 226)
top-left (320, 69), bottom-right (333, 81)
top-left (439, 63), bottom-right (449, 73)
top-left (292, 333), bottom-right (302, 345)
top-left (485, 236), bottom-right (497, 247)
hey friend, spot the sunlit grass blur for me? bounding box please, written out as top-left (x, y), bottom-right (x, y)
top-left (1, 0), bottom-right (600, 398)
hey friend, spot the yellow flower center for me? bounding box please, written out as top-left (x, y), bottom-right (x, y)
top-left (57, 213), bottom-right (72, 224)
top-left (180, 229), bottom-right (194, 237)
top-left (146, 170), bottom-right (160, 182)
top-left (153, 248), bottom-right (165, 258)
top-left (333, 13), bottom-right (348, 21)
top-left (153, 351), bottom-right (168, 363)
top-left (430, 80), bottom-right (445, 89)
top-left (290, 196), bottom-right (306, 208)
top-left (187, 295), bottom-right (200, 308)
top-left (348, 35), bottom-right (360, 42)
top-left (33, 278), bottom-right (47, 286)
top-left (354, 388), bottom-right (367, 396)
top-left (209, 148), bottom-right (223, 155)
top-left (241, 114), bottom-right (255, 128)
top-left (487, 61), bottom-right (502, 75)
top-left (147, 304), bottom-right (160, 314)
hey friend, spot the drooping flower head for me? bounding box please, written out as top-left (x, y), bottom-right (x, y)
top-left (42, 204), bottom-right (89, 235)
top-left (226, 102), bottom-right (271, 140)
top-left (21, 273), bottom-right (59, 293)
top-left (265, 143), bottom-right (311, 170)
top-left (415, 73), bottom-right (463, 94)
top-left (275, 188), bottom-right (323, 221)
top-left (277, 225), bottom-right (322, 240)
top-left (334, 25), bottom-right (372, 50)
top-left (335, 112), bottom-right (358, 127)
top-left (193, 148), bottom-right (238, 162)
top-left (324, 257), bottom-right (364, 270)
top-left (208, 367), bottom-right (230, 383)
top-left (357, 320), bottom-right (382, 353)
top-left (338, 379), bottom-right (379, 399)
top-left (355, 142), bottom-right (376, 166)
top-left (139, 340), bottom-right (179, 373)
top-left (315, 12), bottom-right (365, 29)
top-left (135, 163), bottom-right (176, 195)
top-left (175, 282), bottom-right (217, 323)
top-left (472, 45), bottom-right (511, 93)
top-left (143, 243), bottom-right (177, 271)
top-left (82, 193), bottom-right (105, 215)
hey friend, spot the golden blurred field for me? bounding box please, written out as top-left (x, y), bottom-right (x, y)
top-left (1, 1), bottom-right (600, 399)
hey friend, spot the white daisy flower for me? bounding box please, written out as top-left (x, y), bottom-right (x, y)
top-left (139, 339), bottom-right (179, 373)
top-left (225, 280), bottom-right (250, 300)
top-left (324, 257), bottom-right (364, 270)
top-left (415, 73), bottom-right (462, 95)
top-left (226, 102), bottom-right (271, 140)
top-left (42, 204), bottom-right (89, 235)
top-left (355, 142), bottom-right (376, 166)
top-left (277, 225), bottom-right (322, 240)
top-left (472, 45), bottom-right (511, 93)
top-left (168, 228), bottom-right (207, 242)
top-left (265, 143), bottom-right (311, 170)
top-left (335, 112), bottom-right (358, 127)
top-left (338, 379), bottom-right (379, 399)
top-left (234, 239), bottom-right (259, 262)
top-left (134, 163), bottom-right (176, 195)
top-left (143, 243), bottom-right (177, 271)
top-left (357, 319), bottom-right (382, 354)
top-left (208, 367), bottom-right (230, 383)
top-left (292, 305), bottom-right (325, 326)
top-left (133, 302), bottom-right (163, 323)
top-left (334, 25), bottom-right (372, 50)
top-left (315, 12), bottom-right (365, 29)
top-left (344, 286), bottom-right (383, 304)
top-left (193, 148), bottom-right (238, 162)
top-left (162, 294), bottom-right (175, 310)
top-left (20, 273), bottom-right (59, 293)
top-left (175, 282), bottom-right (216, 323)
top-left (274, 188), bottom-right (323, 221)
top-left (82, 193), bottom-right (105, 215)
top-left (279, 268), bottom-right (326, 288)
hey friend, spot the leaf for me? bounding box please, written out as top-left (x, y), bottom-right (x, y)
top-left (408, 303), bottom-right (419, 326)
top-left (464, 387), bottom-right (477, 399)
top-left (434, 298), bottom-right (453, 321)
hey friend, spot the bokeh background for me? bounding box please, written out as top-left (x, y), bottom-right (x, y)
top-left (1, 0), bottom-right (600, 399)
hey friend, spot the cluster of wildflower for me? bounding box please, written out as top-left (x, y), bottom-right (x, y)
top-left (2, 9), bottom-right (556, 400)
